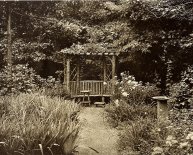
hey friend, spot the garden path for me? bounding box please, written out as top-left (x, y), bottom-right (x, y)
top-left (76, 107), bottom-right (119, 155)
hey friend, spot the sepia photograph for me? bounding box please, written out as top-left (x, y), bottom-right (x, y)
top-left (0, 0), bottom-right (193, 154)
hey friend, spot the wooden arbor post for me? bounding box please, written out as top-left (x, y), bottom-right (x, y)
top-left (76, 57), bottom-right (80, 95)
top-left (102, 56), bottom-right (107, 102)
top-left (111, 55), bottom-right (117, 94)
top-left (63, 55), bottom-right (71, 93)
top-left (103, 56), bottom-right (107, 82)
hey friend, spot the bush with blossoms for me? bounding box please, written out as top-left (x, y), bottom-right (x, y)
top-left (114, 72), bottom-right (160, 105)
top-left (106, 72), bottom-right (159, 126)
top-left (106, 72), bottom-right (193, 155)
top-left (152, 126), bottom-right (193, 155)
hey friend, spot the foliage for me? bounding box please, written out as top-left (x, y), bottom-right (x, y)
top-left (105, 100), bottom-right (156, 127)
top-left (0, 64), bottom-right (69, 97)
top-left (105, 75), bottom-right (159, 154)
top-left (169, 65), bottom-right (193, 109)
top-left (152, 109), bottom-right (193, 155)
top-left (106, 72), bottom-right (158, 127)
top-left (1, 0), bottom-right (193, 88)
top-left (0, 93), bottom-right (80, 155)
top-left (41, 76), bottom-right (70, 98)
top-left (105, 71), bottom-right (192, 155)
top-left (115, 0), bottom-right (193, 90)
top-left (0, 64), bottom-right (43, 95)
top-left (115, 108), bottom-right (193, 155)
top-left (119, 118), bottom-right (169, 155)
top-left (113, 72), bottom-right (160, 104)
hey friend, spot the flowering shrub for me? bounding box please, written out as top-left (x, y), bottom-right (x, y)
top-left (105, 72), bottom-right (160, 154)
top-left (106, 72), bottom-right (193, 155)
top-left (114, 72), bottom-right (160, 105)
top-left (119, 109), bottom-right (193, 155)
top-left (152, 128), bottom-right (193, 155)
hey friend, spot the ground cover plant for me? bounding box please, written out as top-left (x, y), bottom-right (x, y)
top-left (0, 93), bottom-right (80, 155)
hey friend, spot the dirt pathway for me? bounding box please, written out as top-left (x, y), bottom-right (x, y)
top-left (77, 107), bottom-right (119, 155)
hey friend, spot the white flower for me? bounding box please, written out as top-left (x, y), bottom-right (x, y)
top-left (27, 89), bottom-right (32, 93)
top-left (157, 128), bottom-right (161, 132)
top-left (166, 135), bottom-right (178, 146)
top-left (179, 142), bottom-right (189, 148)
top-left (133, 81), bottom-right (138, 85)
top-left (114, 99), bottom-right (119, 107)
top-left (127, 80), bottom-right (131, 84)
top-left (122, 92), bottom-right (128, 97)
top-left (152, 147), bottom-right (163, 155)
top-left (131, 81), bottom-right (137, 85)
top-left (103, 81), bottom-right (107, 85)
top-left (186, 132), bottom-right (193, 140)
top-left (120, 72), bottom-right (124, 76)
top-left (132, 86), bottom-right (136, 90)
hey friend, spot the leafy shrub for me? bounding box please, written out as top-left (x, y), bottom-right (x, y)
top-left (0, 93), bottom-right (80, 155)
top-left (119, 118), bottom-right (169, 155)
top-left (0, 64), bottom-right (43, 95)
top-left (0, 65), bottom-right (69, 98)
top-left (152, 109), bottom-right (193, 155)
top-left (41, 76), bottom-right (70, 98)
top-left (170, 66), bottom-right (193, 109)
top-left (105, 100), bottom-right (156, 127)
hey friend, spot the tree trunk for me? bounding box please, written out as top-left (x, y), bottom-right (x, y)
top-left (7, 3), bottom-right (12, 66)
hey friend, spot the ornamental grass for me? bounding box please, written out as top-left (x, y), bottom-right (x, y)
top-left (0, 93), bottom-right (80, 155)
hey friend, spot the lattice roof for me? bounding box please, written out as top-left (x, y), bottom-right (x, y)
top-left (60, 43), bottom-right (125, 56)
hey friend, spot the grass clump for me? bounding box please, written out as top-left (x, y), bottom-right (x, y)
top-left (0, 93), bottom-right (80, 155)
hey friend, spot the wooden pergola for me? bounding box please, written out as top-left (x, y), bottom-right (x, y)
top-left (61, 43), bottom-right (122, 101)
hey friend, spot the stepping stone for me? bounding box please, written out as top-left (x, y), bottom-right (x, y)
top-left (94, 102), bottom-right (105, 107)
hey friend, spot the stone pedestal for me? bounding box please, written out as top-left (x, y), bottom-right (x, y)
top-left (152, 96), bottom-right (169, 122)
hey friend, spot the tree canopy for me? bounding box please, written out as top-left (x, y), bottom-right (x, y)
top-left (0, 0), bottom-right (193, 92)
